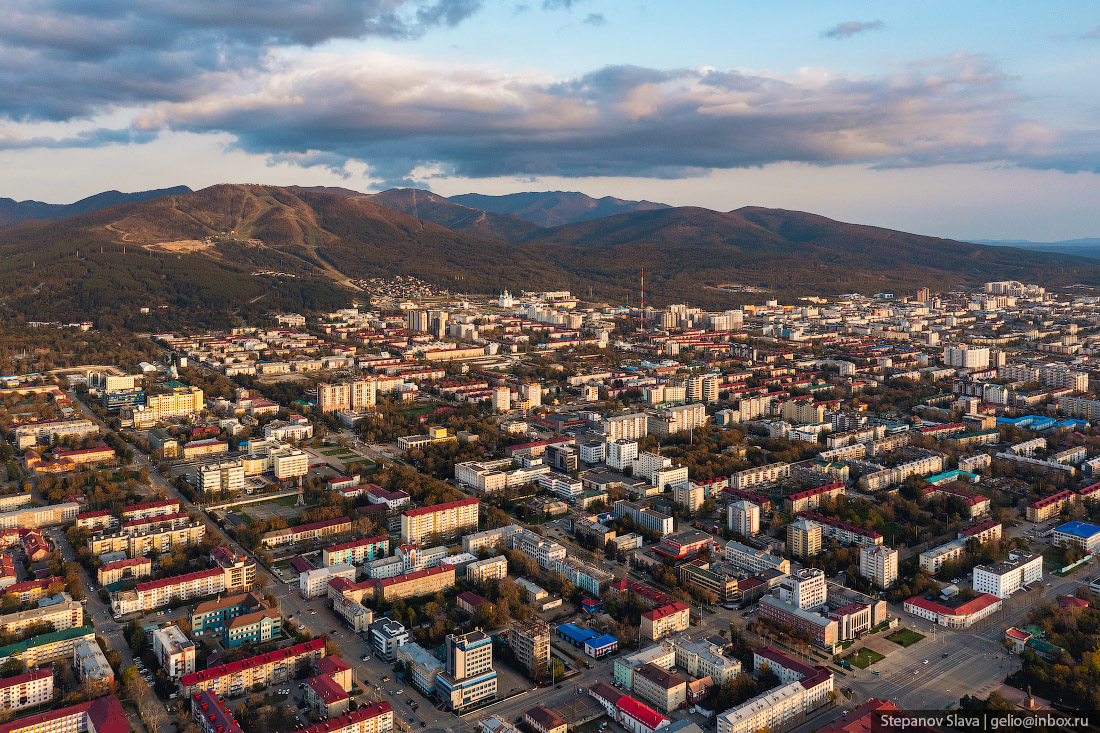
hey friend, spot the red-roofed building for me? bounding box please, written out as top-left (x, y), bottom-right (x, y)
top-left (903, 593), bottom-right (1002, 628)
top-left (1026, 490), bottom-right (1075, 522)
top-left (122, 499), bottom-right (180, 521)
top-left (925, 485), bottom-right (991, 517)
top-left (0, 668), bottom-right (53, 714)
top-left (785, 483), bottom-right (844, 513)
top-left (298, 702), bottom-right (393, 733)
top-left (306, 672), bottom-right (351, 718)
top-left (401, 498), bottom-right (478, 543)
top-left (0, 694), bottom-right (127, 733)
top-left (97, 557), bottom-right (152, 587)
top-left (191, 689), bottom-right (243, 733)
top-left (959, 519), bottom-right (1002, 544)
top-left (457, 591), bottom-right (490, 615)
top-left (816, 699), bottom-right (932, 733)
top-left (17, 529), bottom-right (49, 563)
top-left (122, 510), bottom-right (191, 531)
top-left (366, 565), bottom-right (455, 602)
top-left (615, 694), bottom-right (671, 733)
top-left (610, 579), bottom-right (675, 608)
top-left (640, 602), bottom-right (690, 642)
top-left (3, 575), bottom-right (61, 605)
top-left (179, 638), bottom-right (325, 696)
top-left (365, 485), bottom-right (411, 510)
top-left (75, 509), bottom-right (114, 532)
top-left (116, 567), bottom-right (226, 614)
top-left (797, 512), bottom-right (883, 546)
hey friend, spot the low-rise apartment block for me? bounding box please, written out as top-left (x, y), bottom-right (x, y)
top-left (89, 521), bottom-right (205, 558)
top-left (179, 638), bottom-right (325, 696)
top-left (0, 624), bottom-right (95, 667)
top-left (467, 556), bottom-right (508, 584)
top-left (0, 668), bottom-right (53, 713)
top-left (112, 567), bottom-right (226, 615)
top-left (324, 536), bottom-right (391, 566)
top-left (401, 498), bottom-right (479, 544)
top-left (973, 551), bottom-right (1042, 598)
top-left (366, 565), bottom-right (455, 602)
top-left (0, 598), bottom-right (83, 638)
top-left (614, 500), bottom-right (674, 536)
top-left (640, 602), bottom-right (690, 642)
top-left (260, 516), bottom-right (351, 548)
top-left (462, 525), bottom-right (523, 554)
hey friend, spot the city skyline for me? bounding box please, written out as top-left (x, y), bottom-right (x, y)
top-left (0, 1), bottom-right (1097, 240)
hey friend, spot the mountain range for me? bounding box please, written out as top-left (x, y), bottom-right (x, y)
top-left (0, 186), bottom-right (192, 227)
top-left (972, 238), bottom-right (1100, 261)
top-left (0, 183), bottom-right (1096, 329)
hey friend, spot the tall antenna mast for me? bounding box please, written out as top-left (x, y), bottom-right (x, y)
top-left (640, 267), bottom-right (644, 332)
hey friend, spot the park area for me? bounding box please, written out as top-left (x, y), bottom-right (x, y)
top-left (846, 648), bottom-right (885, 669)
top-left (887, 629), bottom-right (925, 647)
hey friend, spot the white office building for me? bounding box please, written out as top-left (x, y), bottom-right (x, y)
top-left (973, 552), bottom-right (1042, 598)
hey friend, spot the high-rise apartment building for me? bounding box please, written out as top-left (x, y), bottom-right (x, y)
top-left (859, 545), bottom-right (898, 589)
top-left (727, 500), bottom-right (760, 537)
top-left (437, 631), bottom-right (497, 711)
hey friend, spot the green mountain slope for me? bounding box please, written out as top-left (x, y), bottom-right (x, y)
top-left (449, 191), bottom-right (670, 227)
top-left (0, 184), bottom-right (1095, 330)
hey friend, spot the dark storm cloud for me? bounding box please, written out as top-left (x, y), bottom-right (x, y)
top-left (0, 0), bottom-right (482, 120)
top-left (822, 20), bottom-right (884, 39)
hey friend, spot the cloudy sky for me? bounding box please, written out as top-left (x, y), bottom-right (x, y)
top-left (1, 0), bottom-right (1098, 240)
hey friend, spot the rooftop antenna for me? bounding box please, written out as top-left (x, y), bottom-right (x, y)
top-left (640, 267), bottom-right (644, 332)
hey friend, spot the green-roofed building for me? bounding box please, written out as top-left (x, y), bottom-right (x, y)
top-left (0, 624), bottom-right (95, 666)
top-left (1024, 638), bottom-right (1066, 661)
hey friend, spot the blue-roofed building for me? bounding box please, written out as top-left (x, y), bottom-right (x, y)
top-left (555, 623), bottom-right (619, 658)
top-left (584, 634), bottom-right (619, 659)
top-left (925, 470), bottom-right (979, 486)
top-left (556, 623), bottom-right (599, 647)
top-left (1053, 521), bottom-right (1100, 553)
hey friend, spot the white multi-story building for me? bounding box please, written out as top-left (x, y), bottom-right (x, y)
top-left (153, 624), bottom-right (197, 679)
top-left (264, 416), bottom-right (314, 442)
top-left (0, 668), bottom-right (53, 713)
top-left (462, 525), bottom-right (523, 554)
top-left (466, 556), bottom-right (509, 584)
top-left (607, 439), bottom-right (639, 471)
top-left (271, 446), bottom-right (309, 480)
top-left (300, 564), bottom-right (357, 599)
top-left (859, 545), bottom-right (898, 589)
top-left (602, 413), bottom-right (649, 441)
top-left (731, 462), bottom-right (789, 490)
top-left (614, 500), bottom-right (674, 536)
top-left (778, 569), bottom-right (826, 610)
top-left (717, 650), bottom-right (832, 733)
top-left (727, 500), bottom-right (760, 537)
top-left (512, 530), bottom-right (567, 570)
top-left (724, 541), bottom-right (790, 575)
top-left (199, 460), bottom-right (246, 494)
top-left (973, 551), bottom-right (1043, 598)
top-left (943, 345), bottom-right (990, 369)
